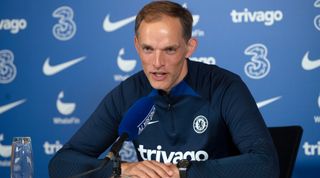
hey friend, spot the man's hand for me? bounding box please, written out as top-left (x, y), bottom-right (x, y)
top-left (121, 160), bottom-right (179, 178)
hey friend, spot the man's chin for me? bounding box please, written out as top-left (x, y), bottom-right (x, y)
top-left (150, 83), bottom-right (169, 92)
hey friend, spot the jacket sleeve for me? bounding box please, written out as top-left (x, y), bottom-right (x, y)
top-left (48, 86), bottom-right (124, 178)
top-left (188, 79), bottom-right (280, 178)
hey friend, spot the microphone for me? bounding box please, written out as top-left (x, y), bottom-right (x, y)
top-left (108, 96), bottom-right (155, 159)
top-left (69, 96), bottom-right (155, 178)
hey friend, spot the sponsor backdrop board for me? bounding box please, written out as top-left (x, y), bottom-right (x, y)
top-left (0, 0), bottom-right (319, 177)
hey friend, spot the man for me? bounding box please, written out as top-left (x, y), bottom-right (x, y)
top-left (49, 1), bottom-right (279, 178)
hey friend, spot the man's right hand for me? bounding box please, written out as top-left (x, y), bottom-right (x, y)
top-left (121, 160), bottom-right (179, 178)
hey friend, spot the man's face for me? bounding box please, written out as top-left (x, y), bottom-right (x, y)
top-left (135, 15), bottom-right (197, 92)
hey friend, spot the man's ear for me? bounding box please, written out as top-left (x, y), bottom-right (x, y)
top-left (134, 35), bottom-right (139, 52)
top-left (185, 38), bottom-right (198, 58)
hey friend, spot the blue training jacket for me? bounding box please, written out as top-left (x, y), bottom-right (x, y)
top-left (49, 59), bottom-right (279, 178)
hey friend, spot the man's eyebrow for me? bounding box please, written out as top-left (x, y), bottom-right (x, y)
top-left (139, 43), bottom-right (180, 49)
top-left (140, 43), bottom-right (153, 49)
top-left (163, 44), bottom-right (180, 50)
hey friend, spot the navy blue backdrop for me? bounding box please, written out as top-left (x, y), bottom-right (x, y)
top-left (1, 0), bottom-right (319, 177)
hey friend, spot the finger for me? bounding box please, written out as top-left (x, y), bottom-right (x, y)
top-left (137, 161), bottom-right (164, 178)
top-left (149, 161), bottom-right (174, 176)
top-left (122, 162), bottom-right (151, 178)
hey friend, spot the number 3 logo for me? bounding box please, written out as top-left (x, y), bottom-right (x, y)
top-left (52, 6), bottom-right (77, 41)
top-left (314, 0), bottom-right (320, 31)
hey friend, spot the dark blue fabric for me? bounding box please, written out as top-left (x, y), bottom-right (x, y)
top-left (49, 59), bottom-right (279, 178)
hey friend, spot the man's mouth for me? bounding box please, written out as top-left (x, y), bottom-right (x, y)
top-left (151, 72), bottom-right (167, 81)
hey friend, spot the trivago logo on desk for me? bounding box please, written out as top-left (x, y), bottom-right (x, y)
top-left (137, 145), bottom-right (208, 164)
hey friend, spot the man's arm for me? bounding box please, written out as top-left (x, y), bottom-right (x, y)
top-left (48, 89), bottom-right (122, 178)
top-left (188, 79), bottom-right (279, 178)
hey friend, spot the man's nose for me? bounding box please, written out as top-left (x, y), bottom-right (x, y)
top-left (153, 51), bottom-right (164, 68)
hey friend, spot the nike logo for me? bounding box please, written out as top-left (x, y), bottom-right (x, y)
top-left (103, 14), bottom-right (199, 32)
top-left (43, 56), bottom-right (86, 76)
top-left (103, 14), bottom-right (136, 32)
top-left (0, 99), bottom-right (26, 114)
top-left (257, 96), bottom-right (281, 108)
top-left (302, 52), bottom-right (320, 70)
top-left (148, 120), bottom-right (159, 125)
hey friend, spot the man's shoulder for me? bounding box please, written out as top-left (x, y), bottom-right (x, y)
top-left (188, 60), bottom-right (241, 86)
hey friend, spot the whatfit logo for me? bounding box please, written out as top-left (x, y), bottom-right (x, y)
top-left (53, 91), bottom-right (80, 125)
top-left (230, 8), bottom-right (283, 26)
top-left (0, 19), bottom-right (27, 34)
top-left (114, 48), bottom-right (137, 82)
top-left (0, 134), bottom-right (11, 167)
top-left (137, 145), bottom-right (208, 164)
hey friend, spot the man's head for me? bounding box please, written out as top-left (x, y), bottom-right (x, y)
top-left (135, 1), bottom-right (193, 42)
top-left (134, 1), bottom-right (197, 92)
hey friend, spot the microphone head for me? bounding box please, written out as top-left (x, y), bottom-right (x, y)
top-left (118, 96), bottom-right (155, 141)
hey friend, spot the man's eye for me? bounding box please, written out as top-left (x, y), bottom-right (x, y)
top-left (165, 48), bottom-right (176, 54)
top-left (143, 47), bottom-right (153, 53)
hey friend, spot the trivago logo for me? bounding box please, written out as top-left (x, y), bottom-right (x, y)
top-left (137, 145), bottom-right (208, 164)
top-left (0, 134), bottom-right (11, 167)
top-left (43, 140), bottom-right (63, 155)
top-left (0, 18), bottom-right (27, 34)
top-left (230, 8), bottom-right (283, 26)
top-left (303, 141), bottom-right (320, 156)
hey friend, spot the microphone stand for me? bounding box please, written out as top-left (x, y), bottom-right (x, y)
top-left (111, 154), bottom-right (121, 178)
top-left (68, 133), bottom-right (128, 178)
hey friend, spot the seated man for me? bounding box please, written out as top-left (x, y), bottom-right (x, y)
top-left (49, 1), bottom-right (279, 178)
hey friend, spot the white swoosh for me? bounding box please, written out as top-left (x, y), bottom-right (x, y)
top-left (43, 56), bottom-right (86, 76)
top-left (302, 51), bottom-right (320, 70)
top-left (103, 14), bottom-right (136, 32)
top-left (257, 96), bottom-right (281, 108)
top-left (0, 99), bottom-right (26, 114)
top-left (192, 15), bottom-right (200, 26)
top-left (148, 120), bottom-right (159, 125)
top-left (318, 94), bottom-right (320, 109)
